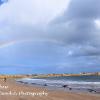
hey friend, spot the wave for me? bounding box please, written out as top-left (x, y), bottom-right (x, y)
top-left (17, 78), bottom-right (100, 89)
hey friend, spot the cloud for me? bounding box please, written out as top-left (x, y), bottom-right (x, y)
top-left (0, 0), bottom-right (100, 73)
top-left (54, 0), bottom-right (100, 22)
top-left (0, 0), bottom-right (71, 73)
top-left (0, 0), bottom-right (69, 24)
top-left (49, 0), bottom-right (100, 56)
top-left (0, 0), bottom-right (70, 46)
top-left (41, 0), bottom-right (100, 72)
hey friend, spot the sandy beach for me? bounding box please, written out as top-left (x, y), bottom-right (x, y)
top-left (0, 79), bottom-right (99, 100)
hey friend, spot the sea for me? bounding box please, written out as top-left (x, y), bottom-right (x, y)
top-left (17, 76), bottom-right (100, 93)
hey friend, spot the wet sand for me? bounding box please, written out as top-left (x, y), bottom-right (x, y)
top-left (0, 79), bottom-right (100, 100)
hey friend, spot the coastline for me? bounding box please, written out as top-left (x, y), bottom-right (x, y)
top-left (0, 79), bottom-right (100, 100)
top-left (16, 76), bottom-right (100, 94)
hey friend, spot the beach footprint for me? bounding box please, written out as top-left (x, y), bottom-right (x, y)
top-left (19, 98), bottom-right (27, 100)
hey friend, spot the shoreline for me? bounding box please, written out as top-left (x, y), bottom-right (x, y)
top-left (0, 79), bottom-right (100, 100)
top-left (17, 80), bottom-right (100, 95)
top-left (16, 77), bottom-right (100, 94)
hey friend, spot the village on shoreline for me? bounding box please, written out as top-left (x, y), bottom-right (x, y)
top-left (0, 72), bottom-right (100, 79)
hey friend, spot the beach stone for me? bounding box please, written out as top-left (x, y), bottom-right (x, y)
top-left (62, 85), bottom-right (68, 88)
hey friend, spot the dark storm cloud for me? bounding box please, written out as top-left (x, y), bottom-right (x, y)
top-left (67, 45), bottom-right (100, 57)
top-left (55, 0), bottom-right (100, 22)
top-left (49, 0), bottom-right (100, 57)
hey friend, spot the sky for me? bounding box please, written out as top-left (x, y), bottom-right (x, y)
top-left (0, 0), bottom-right (100, 74)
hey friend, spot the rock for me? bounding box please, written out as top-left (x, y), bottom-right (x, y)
top-left (62, 85), bottom-right (68, 88)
